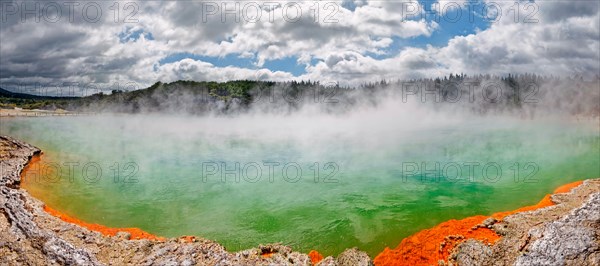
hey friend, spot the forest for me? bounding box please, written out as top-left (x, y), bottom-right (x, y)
top-left (1, 74), bottom-right (598, 117)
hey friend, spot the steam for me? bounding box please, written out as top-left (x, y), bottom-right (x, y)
top-left (74, 76), bottom-right (600, 121)
top-left (1, 75), bottom-right (598, 256)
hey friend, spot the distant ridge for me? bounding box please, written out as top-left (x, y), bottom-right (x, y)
top-left (0, 87), bottom-right (78, 100)
top-left (1, 75), bottom-right (598, 116)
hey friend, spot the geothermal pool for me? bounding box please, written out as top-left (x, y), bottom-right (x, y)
top-left (1, 111), bottom-right (599, 256)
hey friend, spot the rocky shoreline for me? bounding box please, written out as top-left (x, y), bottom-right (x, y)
top-left (1, 135), bottom-right (599, 265)
top-left (374, 178), bottom-right (600, 266)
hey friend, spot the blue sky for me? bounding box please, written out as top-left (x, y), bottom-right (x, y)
top-left (158, 53), bottom-right (307, 76)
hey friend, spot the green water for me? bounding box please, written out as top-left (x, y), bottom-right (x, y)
top-left (1, 114), bottom-right (599, 256)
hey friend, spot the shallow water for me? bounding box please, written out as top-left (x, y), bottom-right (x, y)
top-left (1, 112), bottom-right (599, 256)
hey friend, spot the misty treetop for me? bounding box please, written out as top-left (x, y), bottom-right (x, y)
top-left (1, 75), bottom-right (598, 117)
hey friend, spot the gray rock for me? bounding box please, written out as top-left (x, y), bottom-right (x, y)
top-left (336, 247), bottom-right (373, 266)
top-left (451, 239), bottom-right (492, 266)
top-left (515, 193), bottom-right (600, 266)
top-left (116, 231), bottom-right (131, 240)
top-left (316, 256), bottom-right (337, 266)
top-left (0, 136), bottom-right (102, 265)
top-left (482, 217), bottom-right (498, 228)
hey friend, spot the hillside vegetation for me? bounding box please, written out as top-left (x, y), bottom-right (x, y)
top-left (1, 75), bottom-right (598, 116)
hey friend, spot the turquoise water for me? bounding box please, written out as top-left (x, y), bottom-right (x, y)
top-left (1, 112), bottom-right (598, 256)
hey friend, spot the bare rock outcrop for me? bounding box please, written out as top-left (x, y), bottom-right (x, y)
top-left (1, 135), bottom-right (100, 265)
top-left (448, 179), bottom-right (600, 266)
top-left (515, 193), bottom-right (600, 266)
top-left (336, 248), bottom-right (373, 266)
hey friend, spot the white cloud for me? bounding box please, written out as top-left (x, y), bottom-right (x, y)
top-left (0, 0), bottom-right (598, 90)
top-left (433, 0), bottom-right (468, 15)
top-left (156, 58), bottom-right (294, 82)
top-left (300, 0), bottom-right (600, 84)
